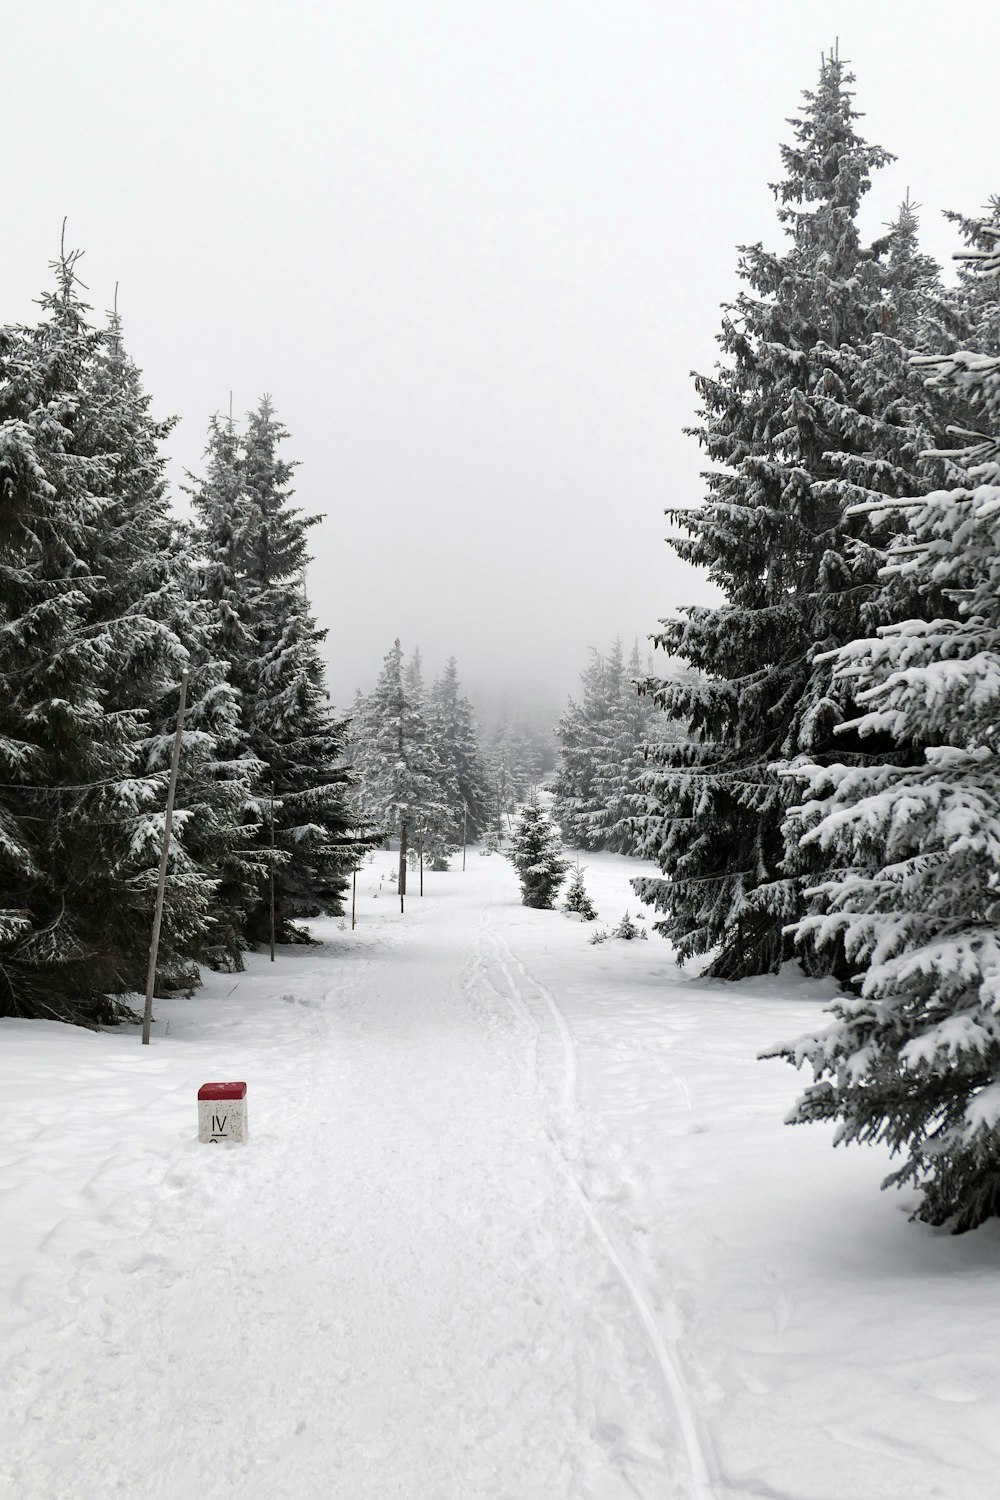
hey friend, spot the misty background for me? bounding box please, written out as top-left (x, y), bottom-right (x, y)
top-left (5, 0), bottom-right (997, 727)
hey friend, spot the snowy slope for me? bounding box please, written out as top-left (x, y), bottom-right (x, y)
top-left (2, 848), bottom-right (1000, 1499)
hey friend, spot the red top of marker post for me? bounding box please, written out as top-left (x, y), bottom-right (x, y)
top-left (198, 1081), bottom-right (247, 1101)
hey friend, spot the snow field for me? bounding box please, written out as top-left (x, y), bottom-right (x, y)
top-left (2, 846), bottom-right (1000, 1498)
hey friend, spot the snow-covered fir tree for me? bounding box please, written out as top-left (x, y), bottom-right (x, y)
top-left (428, 657), bottom-right (493, 850)
top-left (189, 397), bottom-right (366, 942)
top-left (401, 647), bottom-right (458, 869)
top-left (552, 644), bottom-right (621, 850)
top-left (563, 863), bottom-right (597, 920)
top-left (89, 306), bottom-right (263, 981)
top-left (507, 801), bottom-right (569, 909)
top-left (553, 640), bottom-right (683, 855)
top-left (634, 53), bottom-right (947, 978)
top-left (238, 397), bottom-right (365, 938)
top-left (588, 642), bottom-right (648, 854)
top-left (765, 213), bottom-right (1000, 1231)
top-left (349, 639), bottom-right (449, 893)
top-left (0, 248), bottom-right (229, 1020)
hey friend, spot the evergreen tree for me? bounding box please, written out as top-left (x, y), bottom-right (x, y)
top-left (189, 397), bottom-right (366, 942)
top-left (508, 801), bottom-right (569, 909)
top-left (634, 54), bottom-right (947, 978)
top-left (350, 639), bottom-right (448, 892)
top-left (552, 646), bottom-right (620, 849)
top-left (403, 647), bottom-right (457, 870)
top-left (90, 308), bottom-right (259, 978)
top-left (765, 213), bottom-right (1000, 1231)
top-left (611, 911), bottom-right (647, 941)
top-left (428, 657), bottom-right (493, 848)
top-left (563, 862), bottom-right (598, 920)
top-left (0, 248), bottom-right (222, 1020)
top-left (403, 646), bottom-right (425, 706)
top-left (186, 411), bottom-right (254, 670)
top-left (238, 397), bottom-right (363, 937)
top-left (554, 640), bottom-right (680, 856)
top-left (594, 642), bottom-right (686, 855)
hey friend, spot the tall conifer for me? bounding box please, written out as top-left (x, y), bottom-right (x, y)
top-left (428, 658), bottom-right (493, 848)
top-left (349, 639), bottom-right (448, 875)
top-left (0, 250), bottom-right (215, 1018)
top-left (766, 216), bottom-right (1000, 1230)
top-left (634, 54), bottom-right (927, 977)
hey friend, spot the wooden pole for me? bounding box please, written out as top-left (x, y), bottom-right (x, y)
top-left (269, 781), bottom-right (276, 962)
top-left (462, 802), bottom-right (467, 872)
top-left (399, 821), bottom-right (407, 914)
top-left (352, 867), bottom-right (357, 930)
top-left (419, 830), bottom-right (424, 896)
top-left (142, 670), bottom-right (189, 1045)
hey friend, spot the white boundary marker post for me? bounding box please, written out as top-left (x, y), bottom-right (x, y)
top-left (142, 669), bottom-right (188, 1046)
top-left (198, 1081), bottom-right (248, 1143)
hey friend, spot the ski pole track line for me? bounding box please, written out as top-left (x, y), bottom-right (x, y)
top-left (490, 925), bottom-right (579, 1121)
top-left (463, 920), bottom-right (541, 1081)
top-left (478, 913), bottom-right (719, 1500)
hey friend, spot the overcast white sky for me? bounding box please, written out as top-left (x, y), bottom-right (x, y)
top-left (4, 1), bottom-right (998, 725)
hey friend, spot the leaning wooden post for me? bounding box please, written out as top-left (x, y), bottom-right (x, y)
top-left (351, 867), bottom-right (357, 930)
top-left (269, 781), bottom-right (276, 962)
top-left (142, 669), bottom-right (189, 1046)
top-left (462, 802), bottom-right (468, 872)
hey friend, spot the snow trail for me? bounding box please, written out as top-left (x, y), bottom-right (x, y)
top-left (477, 913), bottom-right (718, 1500)
top-left (2, 859), bottom-right (695, 1499)
top-left (10, 849), bottom-right (995, 1497)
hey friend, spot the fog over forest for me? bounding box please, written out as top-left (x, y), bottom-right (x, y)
top-left (6, 2), bottom-right (993, 729)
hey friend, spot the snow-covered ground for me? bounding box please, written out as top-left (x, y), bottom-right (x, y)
top-left (3, 848), bottom-right (1000, 1499)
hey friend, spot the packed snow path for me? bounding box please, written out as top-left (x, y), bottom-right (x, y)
top-left (4, 851), bottom-right (1000, 1499)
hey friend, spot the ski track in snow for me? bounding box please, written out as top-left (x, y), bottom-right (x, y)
top-left (473, 912), bottom-right (717, 1500)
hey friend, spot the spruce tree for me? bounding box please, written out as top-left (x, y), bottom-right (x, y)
top-left (0, 248), bottom-right (221, 1019)
top-left (633, 53), bottom-right (938, 978)
top-left (350, 639), bottom-right (448, 893)
top-left (564, 863), bottom-right (598, 920)
top-left (238, 397), bottom-right (363, 937)
top-left (764, 213), bottom-right (1000, 1231)
top-left (186, 411), bottom-right (254, 670)
top-left (403, 647), bottom-right (457, 870)
top-left (771, 199), bottom-right (962, 978)
top-left (189, 397), bottom-right (366, 942)
top-left (88, 308), bottom-right (259, 979)
top-left (592, 642), bottom-right (685, 856)
top-left (552, 646), bottom-right (620, 849)
top-left (508, 801), bottom-right (569, 910)
top-left (428, 657), bottom-right (493, 848)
